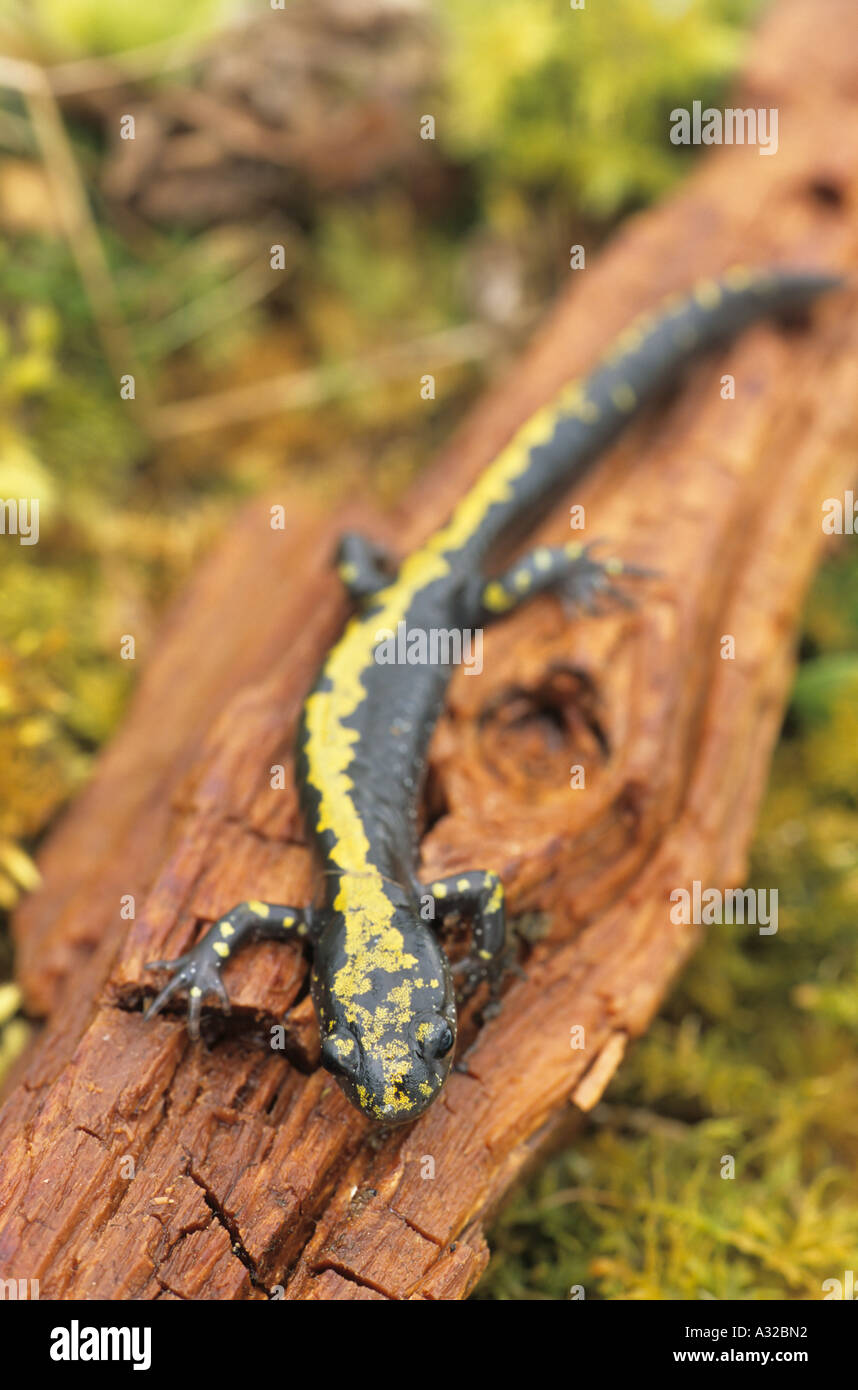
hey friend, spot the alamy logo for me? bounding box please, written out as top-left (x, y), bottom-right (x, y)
top-left (822, 1271), bottom-right (857, 1299)
top-left (373, 622), bottom-right (483, 675)
top-left (50, 1320), bottom-right (151, 1370)
top-left (822, 491), bottom-right (858, 533)
top-left (0, 1277), bottom-right (39, 1299)
top-left (670, 101), bottom-right (778, 156)
top-left (0, 497), bottom-right (39, 545)
top-left (670, 881), bottom-right (778, 935)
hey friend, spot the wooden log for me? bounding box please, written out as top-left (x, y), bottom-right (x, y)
top-left (2, 0), bottom-right (858, 1299)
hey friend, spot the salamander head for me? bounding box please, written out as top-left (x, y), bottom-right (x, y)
top-left (314, 901), bottom-right (457, 1124)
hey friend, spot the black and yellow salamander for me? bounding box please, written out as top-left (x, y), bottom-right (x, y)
top-left (145, 267), bottom-right (840, 1123)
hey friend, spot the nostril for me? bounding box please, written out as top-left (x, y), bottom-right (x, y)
top-left (807, 177), bottom-right (846, 209)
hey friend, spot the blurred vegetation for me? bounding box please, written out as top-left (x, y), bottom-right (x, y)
top-left (5, 0), bottom-right (229, 57)
top-left (2, 0), bottom-right (855, 1302)
top-left (439, 0), bottom-right (756, 218)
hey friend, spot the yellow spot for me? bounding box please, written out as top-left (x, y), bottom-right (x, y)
top-left (513, 569), bottom-right (532, 592)
top-left (432, 882), bottom-right (448, 898)
top-left (297, 923), bottom-right (307, 936)
top-left (340, 562), bottom-right (358, 583)
top-left (486, 876), bottom-right (504, 914)
top-left (282, 914), bottom-right (294, 926)
top-left (220, 922), bottom-right (235, 938)
top-left (430, 979), bottom-right (439, 989)
top-left (611, 383), bottom-right (637, 413)
top-left (605, 557), bottom-right (624, 576)
top-left (723, 265), bottom-right (753, 292)
top-left (562, 383), bottom-right (599, 423)
top-left (632, 310), bottom-right (656, 337)
top-left (213, 942), bottom-right (230, 958)
top-left (456, 877), bottom-right (471, 892)
top-left (332, 1036), bottom-right (354, 1056)
top-left (479, 950), bottom-right (492, 961)
top-left (533, 548), bottom-right (553, 571)
top-left (189, 987), bottom-right (202, 998)
top-left (419, 1082), bottom-right (432, 1098)
top-left (608, 326), bottom-right (644, 361)
top-left (248, 900), bottom-right (269, 918)
top-left (694, 279), bottom-right (722, 309)
top-left (483, 580), bottom-right (513, 613)
top-left (564, 542), bottom-right (584, 560)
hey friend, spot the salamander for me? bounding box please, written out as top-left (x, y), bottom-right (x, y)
top-left (145, 266), bottom-right (839, 1124)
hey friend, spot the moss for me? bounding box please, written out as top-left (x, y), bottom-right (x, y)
top-left (10, 0), bottom-right (223, 59)
top-left (438, 0), bottom-right (762, 218)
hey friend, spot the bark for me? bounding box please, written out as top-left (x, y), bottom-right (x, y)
top-left (1, 0), bottom-right (857, 1300)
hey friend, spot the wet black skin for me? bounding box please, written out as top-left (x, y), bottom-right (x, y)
top-left (309, 890), bottom-right (457, 1123)
top-left (295, 577), bottom-right (477, 1123)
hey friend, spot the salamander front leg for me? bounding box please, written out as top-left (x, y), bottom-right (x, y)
top-left (479, 542), bottom-right (651, 619)
top-left (145, 900), bottom-right (313, 1039)
top-left (424, 871), bottom-right (510, 1012)
top-left (335, 531), bottom-right (396, 603)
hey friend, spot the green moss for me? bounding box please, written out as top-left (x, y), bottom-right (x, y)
top-left (9, 0), bottom-right (223, 59)
top-left (438, 0), bottom-right (762, 218)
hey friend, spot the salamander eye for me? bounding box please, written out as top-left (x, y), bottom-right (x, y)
top-left (430, 1022), bottom-right (454, 1058)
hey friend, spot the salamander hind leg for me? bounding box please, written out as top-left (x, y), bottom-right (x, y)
top-left (480, 542), bottom-right (652, 619)
top-left (425, 871), bottom-right (512, 1015)
top-left (144, 900), bottom-right (313, 1039)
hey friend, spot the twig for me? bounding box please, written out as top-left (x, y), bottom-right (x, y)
top-left (0, 56), bottom-right (153, 429)
top-left (150, 321), bottom-right (499, 439)
top-left (143, 258), bottom-right (293, 359)
top-left (27, 29), bottom-right (223, 97)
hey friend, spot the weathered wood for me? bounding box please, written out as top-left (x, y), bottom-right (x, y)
top-left (2, 0), bottom-right (858, 1300)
